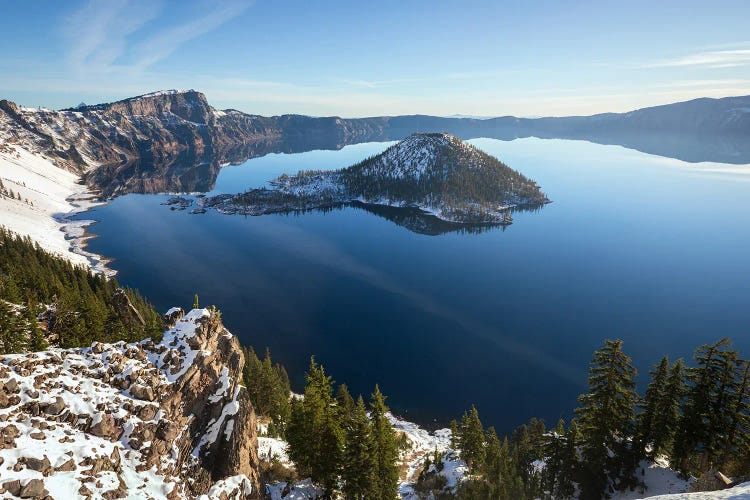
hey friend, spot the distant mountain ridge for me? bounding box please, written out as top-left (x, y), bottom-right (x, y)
top-left (0, 91), bottom-right (748, 196)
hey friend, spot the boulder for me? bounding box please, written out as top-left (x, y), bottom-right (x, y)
top-left (129, 384), bottom-right (155, 402)
top-left (90, 414), bottom-right (122, 441)
top-left (24, 456), bottom-right (52, 476)
top-left (55, 458), bottom-right (76, 472)
top-left (20, 478), bottom-right (48, 498)
top-left (2, 479), bottom-right (21, 496)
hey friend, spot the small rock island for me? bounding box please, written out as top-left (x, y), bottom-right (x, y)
top-left (201, 133), bottom-right (549, 226)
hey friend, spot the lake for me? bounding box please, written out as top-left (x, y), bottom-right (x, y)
top-left (78, 137), bottom-right (750, 433)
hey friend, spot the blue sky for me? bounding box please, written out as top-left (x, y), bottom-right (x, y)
top-left (1, 0), bottom-right (749, 117)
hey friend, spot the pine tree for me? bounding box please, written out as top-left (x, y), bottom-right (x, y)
top-left (449, 419), bottom-right (460, 450)
top-left (575, 339), bottom-right (638, 499)
top-left (370, 385), bottom-right (400, 500)
top-left (0, 300), bottom-right (24, 353)
top-left (719, 358), bottom-right (750, 472)
top-left (510, 417), bottom-right (546, 491)
top-left (342, 396), bottom-right (375, 499)
top-left (556, 420), bottom-right (580, 499)
top-left (649, 359), bottom-right (684, 458)
top-left (673, 338), bottom-right (739, 474)
top-left (542, 419), bottom-right (567, 498)
top-left (336, 384), bottom-right (356, 417)
top-left (637, 356), bottom-right (671, 457)
top-left (24, 300), bottom-right (47, 352)
top-left (285, 357), bottom-right (343, 495)
top-left (486, 435), bottom-right (526, 499)
top-left (459, 405), bottom-right (486, 472)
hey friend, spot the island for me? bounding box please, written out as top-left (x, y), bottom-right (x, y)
top-left (200, 132), bottom-right (549, 227)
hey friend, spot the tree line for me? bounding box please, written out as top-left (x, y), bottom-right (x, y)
top-left (243, 352), bottom-right (404, 499)
top-left (0, 227), bottom-right (163, 353)
top-left (441, 338), bottom-right (749, 499)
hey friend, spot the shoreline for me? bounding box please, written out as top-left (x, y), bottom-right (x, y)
top-left (58, 191), bottom-right (116, 277)
top-left (0, 144), bottom-right (115, 276)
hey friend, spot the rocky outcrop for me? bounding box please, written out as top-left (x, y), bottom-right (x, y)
top-left (0, 308), bottom-right (260, 499)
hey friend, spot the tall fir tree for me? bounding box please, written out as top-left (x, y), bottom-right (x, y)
top-left (341, 396), bottom-right (375, 499)
top-left (459, 405), bottom-right (486, 472)
top-left (24, 299), bottom-right (47, 352)
top-left (575, 339), bottom-right (638, 499)
top-left (673, 338), bottom-right (740, 474)
top-left (285, 357), bottom-right (343, 496)
top-left (637, 356), bottom-right (671, 457)
top-left (369, 385), bottom-right (400, 500)
top-left (649, 359), bottom-right (684, 458)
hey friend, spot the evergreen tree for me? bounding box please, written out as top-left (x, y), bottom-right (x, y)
top-left (510, 417), bottom-right (546, 492)
top-left (673, 338), bottom-right (739, 474)
top-left (637, 356), bottom-right (671, 457)
top-left (0, 300), bottom-right (24, 353)
top-left (649, 359), bottom-right (684, 458)
top-left (336, 383), bottom-right (356, 417)
top-left (241, 347), bottom-right (291, 436)
top-left (341, 396), bottom-right (375, 499)
top-left (483, 433), bottom-right (526, 499)
top-left (449, 419), bottom-right (460, 450)
top-left (24, 300), bottom-right (47, 352)
top-left (369, 385), bottom-right (400, 500)
top-left (556, 420), bottom-right (580, 499)
top-left (459, 405), bottom-right (486, 472)
top-left (286, 357), bottom-right (343, 496)
top-left (720, 358), bottom-right (750, 472)
top-left (575, 339), bottom-right (638, 498)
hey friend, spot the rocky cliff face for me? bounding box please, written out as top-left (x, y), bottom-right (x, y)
top-left (0, 307), bottom-right (259, 499)
top-left (0, 90), bottom-right (390, 196)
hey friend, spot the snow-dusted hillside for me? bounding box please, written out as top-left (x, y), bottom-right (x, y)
top-left (0, 308), bottom-right (259, 499)
top-left (0, 144), bottom-right (108, 273)
top-left (203, 133), bottom-right (549, 226)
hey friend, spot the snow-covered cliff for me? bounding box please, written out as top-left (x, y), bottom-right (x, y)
top-left (0, 307), bottom-right (259, 499)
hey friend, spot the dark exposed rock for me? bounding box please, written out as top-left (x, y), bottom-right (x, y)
top-left (89, 414), bottom-right (122, 441)
top-left (19, 478), bottom-right (48, 498)
top-left (23, 456), bottom-right (52, 476)
top-left (45, 397), bottom-right (65, 416)
top-left (129, 383), bottom-right (155, 402)
top-left (2, 479), bottom-right (21, 496)
top-left (111, 289), bottom-right (145, 328)
top-left (56, 458), bottom-right (76, 472)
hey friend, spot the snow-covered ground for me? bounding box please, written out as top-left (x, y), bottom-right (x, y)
top-left (612, 457), bottom-right (691, 499)
top-left (0, 144), bottom-right (110, 274)
top-left (645, 482), bottom-right (750, 499)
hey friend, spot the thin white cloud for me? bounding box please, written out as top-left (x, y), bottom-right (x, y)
top-left (64, 0), bottom-right (162, 71)
top-left (646, 48), bottom-right (750, 68)
top-left (62, 0), bottom-right (251, 74)
top-left (128, 1), bottom-right (252, 70)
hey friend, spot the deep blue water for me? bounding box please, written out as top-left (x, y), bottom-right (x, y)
top-left (79, 137), bottom-right (750, 433)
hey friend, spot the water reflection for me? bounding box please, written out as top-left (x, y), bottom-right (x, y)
top-left (85, 129), bottom-right (750, 197)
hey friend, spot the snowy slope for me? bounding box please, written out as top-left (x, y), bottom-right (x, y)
top-left (644, 482), bottom-right (750, 499)
top-left (0, 308), bottom-right (257, 499)
top-left (0, 144), bottom-right (108, 273)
